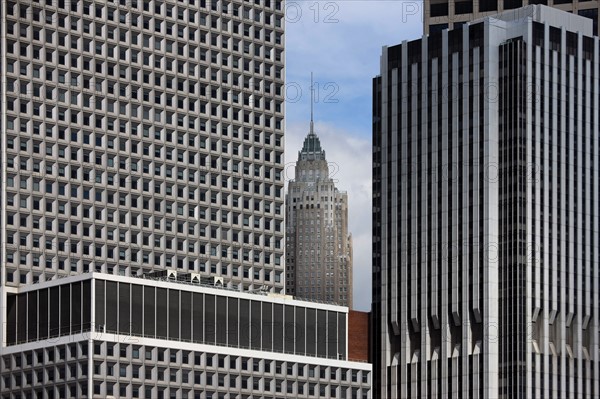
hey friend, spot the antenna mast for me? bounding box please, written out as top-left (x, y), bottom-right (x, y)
top-left (310, 72), bottom-right (314, 134)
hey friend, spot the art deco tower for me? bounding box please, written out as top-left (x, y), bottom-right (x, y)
top-left (286, 107), bottom-right (353, 308)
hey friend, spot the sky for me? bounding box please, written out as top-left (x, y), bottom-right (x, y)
top-left (284, 1), bottom-right (423, 311)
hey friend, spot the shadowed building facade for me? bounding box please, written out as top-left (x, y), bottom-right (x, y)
top-left (373, 5), bottom-right (600, 398)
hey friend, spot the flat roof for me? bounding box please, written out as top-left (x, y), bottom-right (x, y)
top-left (16, 272), bottom-right (349, 313)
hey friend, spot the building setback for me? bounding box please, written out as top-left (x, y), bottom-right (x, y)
top-left (373, 5), bottom-right (599, 398)
top-left (285, 122), bottom-right (353, 308)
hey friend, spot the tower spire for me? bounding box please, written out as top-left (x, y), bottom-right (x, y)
top-left (310, 72), bottom-right (314, 134)
top-left (299, 72), bottom-right (325, 160)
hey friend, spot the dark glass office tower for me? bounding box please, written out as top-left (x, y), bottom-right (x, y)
top-left (373, 5), bottom-right (600, 398)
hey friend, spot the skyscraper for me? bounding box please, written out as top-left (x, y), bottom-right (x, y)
top-left (285, 112), bottom-right (353, 307)
top-left (0, 1), bottom-right (372, 397)
top-left (0, 0), bottom-right (285, 293)
top-left (373, 5), bottom-right (599, 398)
top-left (424, 0), bottom-right (600, 35)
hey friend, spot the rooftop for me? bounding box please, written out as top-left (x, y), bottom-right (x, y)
top-left (477, 5), bottom-right (593, 36)
top-left (299, 129), bottom-right (326, 161)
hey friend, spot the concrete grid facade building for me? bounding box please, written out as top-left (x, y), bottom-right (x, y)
top-left (373, 5), bottom-right (599, 398)
top-left (0, 0), bottom-right (372, 397)
top-left (285, 125), bottom-right (353, 308)
top-left (425, 0), bottom-right (600, 35)
top-left (0, 0), bottom-right (286, 293)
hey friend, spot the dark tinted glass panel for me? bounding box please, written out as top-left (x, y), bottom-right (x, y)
top-left (306, 308), bottom-right (316, 355)
top-left (60, 285), bottom-right (70, 336)
top-left (216, 296), bottom-right (227, 345)
top-left (327, 311), bottom-right (338, 358)
top-left (156, 288), bottom-right (167, 338)
top-left (317, 310), bottom-right (327, 356)
top-left (192, 293), bottom-right (203, 342)
top-left (71, 282), bottom-right (81, 334)
top-left (27, 291), bottom-right (38, 342)
top-left (7, 295), bottom-right (17, 345)
top-left (180, 291), bottom-right (191, 341)
top-left (429, 24), bottom-right (448, 34)
top-left (17, 294), bottom-right (27, 343)
top-left (583, 36), bottom-right (595, 61)
top-left (105, 281), bottom-right (118, 332)
top-left (250, 301), bottom-right (261, 350)
top-left (296, 307), bottom-right (305, 354)
top-left (118, 283), bottom-right (130, 335)
top-left (550, 26), bottom-right (561, 50)
top-left (479, 0), bottom-right (497, 12)
top-left (144, 286), bottom-right (155, 337)
top-left (428, 34), bottom-right (442, 59)
top-left (168, 289), bottom-right (180, 340)
top-left (227, 297), bottom-right (238, 347)
top-left (262, 302), bottom-right (272, 351)
top-left (273, 304), bottom-right (283, 352)
top-left (82, 281), bottom-right (91, 330)
top-left (284, 305), bottom-right (294, 353)
top-left (338, 313), bottom-right (346, 359)
top-left (38, 289), bottom-right (49, 340)
top-left (430, 2), bottom-right (448, 17)
top-left (455, 0), bottom-right (473, 14)
top-left (50, 287), bottom-right (60, 336)
top-left (239, 299), bottom-right (250, 348)
top-left (131, 285), bottom-right (143, 335)
top-left (407, 39), bottom-right (421, 65)
top-left (448, 28), bottom-right (462, 54)
top-left (205, 294), bottom-right (215, 344)
top-left (503, 0), bottom-right (522, 10)
top-left (95, 280), bottom-right (105, 326)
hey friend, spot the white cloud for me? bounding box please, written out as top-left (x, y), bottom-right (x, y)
top-left (285, 121), bottom-right (372, 311)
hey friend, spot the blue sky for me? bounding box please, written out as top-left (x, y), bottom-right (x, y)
top-left (284, 1), bottom-right (423, 311)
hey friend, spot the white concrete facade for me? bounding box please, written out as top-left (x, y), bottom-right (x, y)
top-left (0, 0), bottom-right (286, 293)
top-left (1, 273), bottom-right (372, 398)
